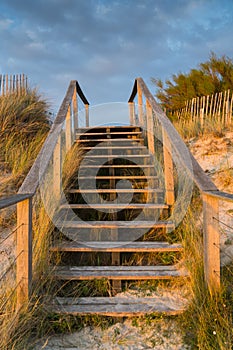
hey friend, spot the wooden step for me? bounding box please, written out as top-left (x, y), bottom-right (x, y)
top-left (60, 203), bottom-right (167, 210)
top-left (49, 296), bottom-right (186, 316)
top-left (82, 154), bottom-right (152, 159)
top-left (82, 146), bottom-right (146, 150)
top-left (76, 138), bottom-right (143, 143)
top-left (50, 241), bottom-right (182, 252)
top-left (77, 125), bottom-right (141, 131)
top-left (77, 176), bottom-right (158, 180)
top-left (53, 265), bottom-right (187, 280)
top-left (78, 165), bottom-right (154, 168)
top-left (68, 188), bottom-right (163, 193)
top-left (56, 220), bottom-right (174, 229)
top-left (76, 132), bottom-right (142, 137)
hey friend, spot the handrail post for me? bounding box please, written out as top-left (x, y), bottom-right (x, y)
top-left (16, 197), bottom-right (32, 309)
top-left (128, 101), bottom-right (135, 125)
top-left (137, 83), bottom-right (144, 126)
top-left (85, 104), bottom-right (89, 127)
top-left (73, 89), bottom-right (78, 130)
top-left (53, 134), bottom-right (61, 200)
top-left (162, 129), bottom-right (175, 206)
top-left (202, 193), bottom-right (220, 293)
top-left (146, 99), bottom-right (155, 155)
top-left (65, 105), bottom-right (72, 151)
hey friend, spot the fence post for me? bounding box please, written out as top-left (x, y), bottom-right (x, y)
top-left (146, 99), bottom-right (155, 155)
top-left (128, 101), bottom-right (135, 125)
top-left (65, 105), bottom-right (72, 151)
top-left (202, 193), bottom-right (220, 293)
top-left (53, 135), bottom-right (61, 200)
top-left (16, 197), bottom-right (32, 309)
top-left (162, 129), bottom-right (175, 206)
top-left (137, 83), bottom-right (144, 126)
top-left (73, 89), bottom-right (78, 130)
top-left (85, 104), bottom-right (89, 127)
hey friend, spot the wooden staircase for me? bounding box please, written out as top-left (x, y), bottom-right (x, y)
top-left (49, 125), bottom-right (188, 316)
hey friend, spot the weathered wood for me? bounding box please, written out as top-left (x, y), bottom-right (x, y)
top-left (54, 265), bottom-right (187, 280)
top-left (72, 89), bottom-right (78, 130)
top-left (50, 241), bottom-right (183, 252)
top-left (85, 104), bottom-right (89, 127)
top-left (16, 198), bottom-right (32, 309)
top-left (58, 220), bottom-right (174, 229)
top-left (68, 188), bottom-right (163, 193)
top-left (137, 83), bottom-right (144, 126)
top-left (129, 101), bottom-right (135, 125)
top-left (65, 105), bottom-right (72, 151)
top-left (50, 296), bottom-right (186, 316)
top-left (77, 132), bottom-right (142, 137)
top-left (60, 203), bottom-right (168, 209)
top-left (0, 193), bottom-right (33, 210)
top-left (202, 193), bottom-right (220, 292)
top-left (76, 138), bottom-right (143, 143)
top-left (77, 175), bottom-right (158, 180)
top-left (203, 190), bottom-right (233, 203)
top-left (53, 134), bottom-right (61, 200)
top-left (146, 100), bottom-right (155, 155)
top-left (83, 154), bottom-right (152, 158)
top-left (162, 129), bottom-right (175, 206)
top-left (79, 164), bottom-right (154, 168)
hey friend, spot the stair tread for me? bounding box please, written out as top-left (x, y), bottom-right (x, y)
top-left (68, 188), bottom-right (163, 193)
top-left (53, 265), bottom-right (187, 280)
top-left (57, 220), bottom-right (173, 229)
top-left (78, 165), bottom-right (154, 168)
top-left (49, 296), bottom-right (186, 316)
top-left (77, 132), bottom-right (142, 136)
top-left (76, 138), bottom-right (143, 143)
top-left (83, 154), bottom-right (152, 158)
top-left (60, 203), bottom-right (167, 209)
top-left (50, 241), bottom-right (183, 252)
top-left (77, 176), bottom-right (158, 180)
top-left (82, 146), bottom-right (146, 150)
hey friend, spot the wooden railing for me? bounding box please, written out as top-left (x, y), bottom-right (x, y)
top-left (0, 80), bottom-right (89, 309)
top-left (0, 74), bottom-right (28, 95)
top-left (128, 77), bottom-right (233, 293)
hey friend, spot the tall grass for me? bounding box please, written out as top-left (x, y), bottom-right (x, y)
top-left (0, 89), bottom-right (50, 194)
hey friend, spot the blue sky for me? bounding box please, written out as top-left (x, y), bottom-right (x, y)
top-left (1, 0), bottom-right (233, 116)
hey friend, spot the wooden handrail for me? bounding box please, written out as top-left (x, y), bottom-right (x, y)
top-left (128, 77), bottom-right (233, 293)
top-left (19, 80), bottom-right (89, 195)
top-left (0, 193), bottom-right (33, 210)
top-left (129, 78), bottom-right (218, 192)
top-left (10, 79), bottom-right (89, 309)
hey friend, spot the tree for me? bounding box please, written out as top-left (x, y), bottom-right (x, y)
top-left (152, 53), bottom-right (233, 112)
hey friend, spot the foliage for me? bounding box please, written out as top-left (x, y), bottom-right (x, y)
top-left (0, 89), bottom-right (50, 193)
top-left (152, 52), bottom-right (233, 112)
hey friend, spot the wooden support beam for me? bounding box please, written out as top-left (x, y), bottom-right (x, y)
top-left (146, 99), bottom-right (155, 155)
top-left (202, 193), bottom-right (220, 293)
top-left (128, 102), bottom-right (135, 125)
top-left (137, 83), bottom-right (144, 126)
top-left (65, 105), bottom-right (72, 152)
top-left (73, 89), bottom-right (78, 130)
top-left (16, 198), bottom-right (32, 309)
top-left (162, 129), bottom-right (175, 206)
top-left (53, 134), bottom-right (61, 200)
top-left (85, 104), bottom-right (89, 127)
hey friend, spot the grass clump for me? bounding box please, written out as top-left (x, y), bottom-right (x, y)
top-left (0, 89), bottom-right (50, 194)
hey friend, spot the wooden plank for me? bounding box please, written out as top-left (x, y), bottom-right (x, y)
top-left (16, 198), bottom-right (32, 309)
top-left (82, 154), bottom-right (152, 158)
top-left (53, 134), bottom-right (61, 200)
top-left (53, 265), bottom-right (187, 280)
top-left (77, 176), bottom-right (158, 180)
top-left (82, 146), bottom-right (146, 149)
top-left (79, 165), bottom-right (154, 168)
top-left (0, 193), bottom-right (33, 210)
top-left (162, 129), bottom-right (175, 206)
top-left (203, 190), bottom-right (233, 203)
top-left (50, 241), bottom-right (183, 252)
top-left (76, 138), bottom-right (143, 143)
top-left (65, 105), bottom-right (72, 151)
top-left (60, 203), bottom-right (168, 209)
top-left (50, 296), bottom-right (186, 316)
top-left (76, 132), bottom-right (142, 136)
top-left (129, 101), bottom-right (136, 125)
top-left (57, 220), bottom-right (174, 229)
top-left (68, 188), bottom-right (163, 193)
top-left (202, 193), bottom-right (220, 292)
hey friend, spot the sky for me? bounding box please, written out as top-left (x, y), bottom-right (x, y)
top-left (1, 0), bottom-right (233, 120)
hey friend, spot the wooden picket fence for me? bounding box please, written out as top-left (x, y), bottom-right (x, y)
top-left (0, 74), bottom-right (28, 95)
top-left (171, 90), bottom-right (233, 126)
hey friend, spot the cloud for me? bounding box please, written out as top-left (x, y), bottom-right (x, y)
top-left (0, 0), bottom-right (232, 112)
